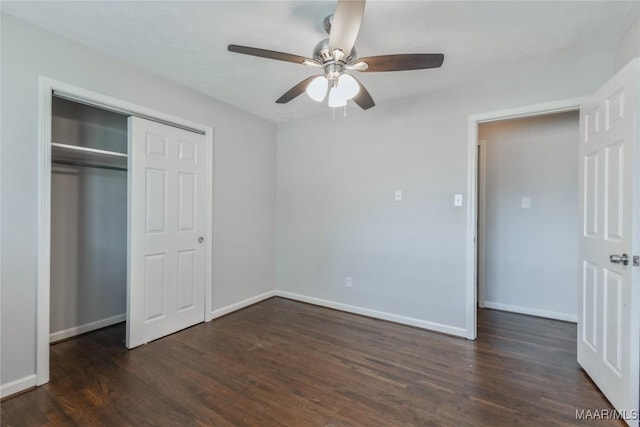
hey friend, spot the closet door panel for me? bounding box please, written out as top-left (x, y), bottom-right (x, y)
top-left (128, 117), bottom-right (207, 349)
top-left (145, 168), bottom-right (167, 234)
top-left (144, 253), bottom-right (166, 321)
top-left (178, 172), bottom-right (196, 232)
top-left (177, 250), bottom-right (196, 312)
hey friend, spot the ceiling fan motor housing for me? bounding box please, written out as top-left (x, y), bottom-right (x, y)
top-left (313, 38), bottom-right (357, 66)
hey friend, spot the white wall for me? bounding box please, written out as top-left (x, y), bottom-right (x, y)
top-left (276, 53), bottom-right (614, 336)
top-left (614, 15), bottom-right (640, 71)
top-left (0, 13), bottom-right (277, 392)
top-left (478, 112), bottom-right (579, 321)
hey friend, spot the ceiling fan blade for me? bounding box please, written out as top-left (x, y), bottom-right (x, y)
top-left (351, 76), bottom-right (375, 110)
top-left (355, 54), bottom-right (444, 72)
top-left (276, 76), bottom-right (318, 104)
top-left (228, 45), bottom-right (319, 66)
top-left (328, 0), bottom-right (366, 58)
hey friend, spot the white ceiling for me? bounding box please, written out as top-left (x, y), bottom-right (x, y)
top-left (2, 1), bottom-right (638, 123)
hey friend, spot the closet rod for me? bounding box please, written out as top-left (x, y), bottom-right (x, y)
top-left (52, 159), bottom-right (127, 172)
top-left (52, 142), bottom-right (128, 158)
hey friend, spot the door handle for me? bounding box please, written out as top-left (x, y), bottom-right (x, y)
top-left (198, 237), bottom-right (204, 243)
top-left (609, 253), bottom-right (629, 266)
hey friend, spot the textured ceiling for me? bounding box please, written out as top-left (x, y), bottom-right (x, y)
top-left (2, 1), bottom-right (638, 123)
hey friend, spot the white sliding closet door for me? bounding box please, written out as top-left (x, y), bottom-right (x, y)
top-left (127, 117), bottom-right (207, 348)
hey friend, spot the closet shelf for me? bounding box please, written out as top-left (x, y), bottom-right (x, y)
top-left (52, 142), bottom-right (127, 171)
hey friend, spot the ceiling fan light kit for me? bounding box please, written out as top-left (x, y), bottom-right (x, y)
top-left (306, 76), bottom-right (329, 102)
top-left (228, 0), bottom-right (444, 111)
top-left (307, 73), bottom-right (360, 106)
top-left (328, 86), bottom-right (347, 108)
top-left (337, 74), bottom-right (360, 99)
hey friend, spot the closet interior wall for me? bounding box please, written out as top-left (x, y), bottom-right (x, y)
top-left (50, 97), bottom-right (128, 342)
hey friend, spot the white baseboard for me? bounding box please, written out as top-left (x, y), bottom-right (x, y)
top-left (1, 374), bottom-right (37, 399)
top-left (483, 301), bottom-right (577, 323)
top-left (50, 313), bottom-right (126, 343)
top-left (276, 291), bottom-right (468, 338)
top-left (209, 290), bottom-right (276, 321)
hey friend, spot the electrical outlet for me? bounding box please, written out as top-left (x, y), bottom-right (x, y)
top-left (395, 190), bottom-right (402, 201)
top-left (454, 194), bottom-right (463, 207)
top-left (345, 276), bottom-right (352, 287)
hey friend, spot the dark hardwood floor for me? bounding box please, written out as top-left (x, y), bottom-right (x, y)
top-left (1, 297), bottom-right (620, 426)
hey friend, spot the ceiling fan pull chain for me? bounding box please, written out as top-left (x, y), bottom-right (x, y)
top-left (343, 104), bottom-right (347, 118)
top-left (332, 107), bottom-right (336, 120)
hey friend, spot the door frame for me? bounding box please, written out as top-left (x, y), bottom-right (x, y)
top-left (465, 97), bottom-right (583, 339)
top-left (36, 77), bottom-right (214, 385)
top-left (477, 139), bottom-right (487, 309)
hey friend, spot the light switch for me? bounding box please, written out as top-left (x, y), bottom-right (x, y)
top-left (395, 190), bottom-right (402, 201)
top-left (454, 194), bottom-right (463, 207)
top-left (521, 197), bottom-right (532, 209)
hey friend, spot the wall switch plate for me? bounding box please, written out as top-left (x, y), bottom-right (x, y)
top-left (395, 190), bottom-right (402, 201)
top-left (345, 277), bottom-right (352, 287)
top-left (454, 194), bottom-right (463, 207)
top-left (521, 197), bottom-right (532, 209)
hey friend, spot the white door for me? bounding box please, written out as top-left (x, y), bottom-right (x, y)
top-left (127, 117), bottom-right (207, 348)
top-left (578, 58), bottom-right (639, 425)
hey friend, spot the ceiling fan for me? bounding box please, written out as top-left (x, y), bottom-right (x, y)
top-left (228, 0), bottom-right (444, 110)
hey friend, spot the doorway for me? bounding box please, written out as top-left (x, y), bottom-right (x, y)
top-left (476, 111), bottom-right (580, 322)
top-left (464, 98), bottom-right (582, 339)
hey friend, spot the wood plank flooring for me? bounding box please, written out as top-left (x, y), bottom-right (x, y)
top-left (1, 297), bottom-right (621, 426)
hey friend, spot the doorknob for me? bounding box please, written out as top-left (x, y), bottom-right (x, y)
top-left (198, 237), bottom-right (204, 243)
top-left (609, 253), bottom-right (629, 266)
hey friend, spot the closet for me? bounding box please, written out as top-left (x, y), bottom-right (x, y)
top-left (48, 94), bottom-right (209, 349)
top-left (50, 96), bottom-right (128, 343)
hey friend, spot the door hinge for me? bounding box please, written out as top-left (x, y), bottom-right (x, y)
top-left (634, 255), bottom-right (640, 267)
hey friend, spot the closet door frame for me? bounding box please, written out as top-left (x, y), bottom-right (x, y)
top-left (36, 77), bottom-right (214, 386)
